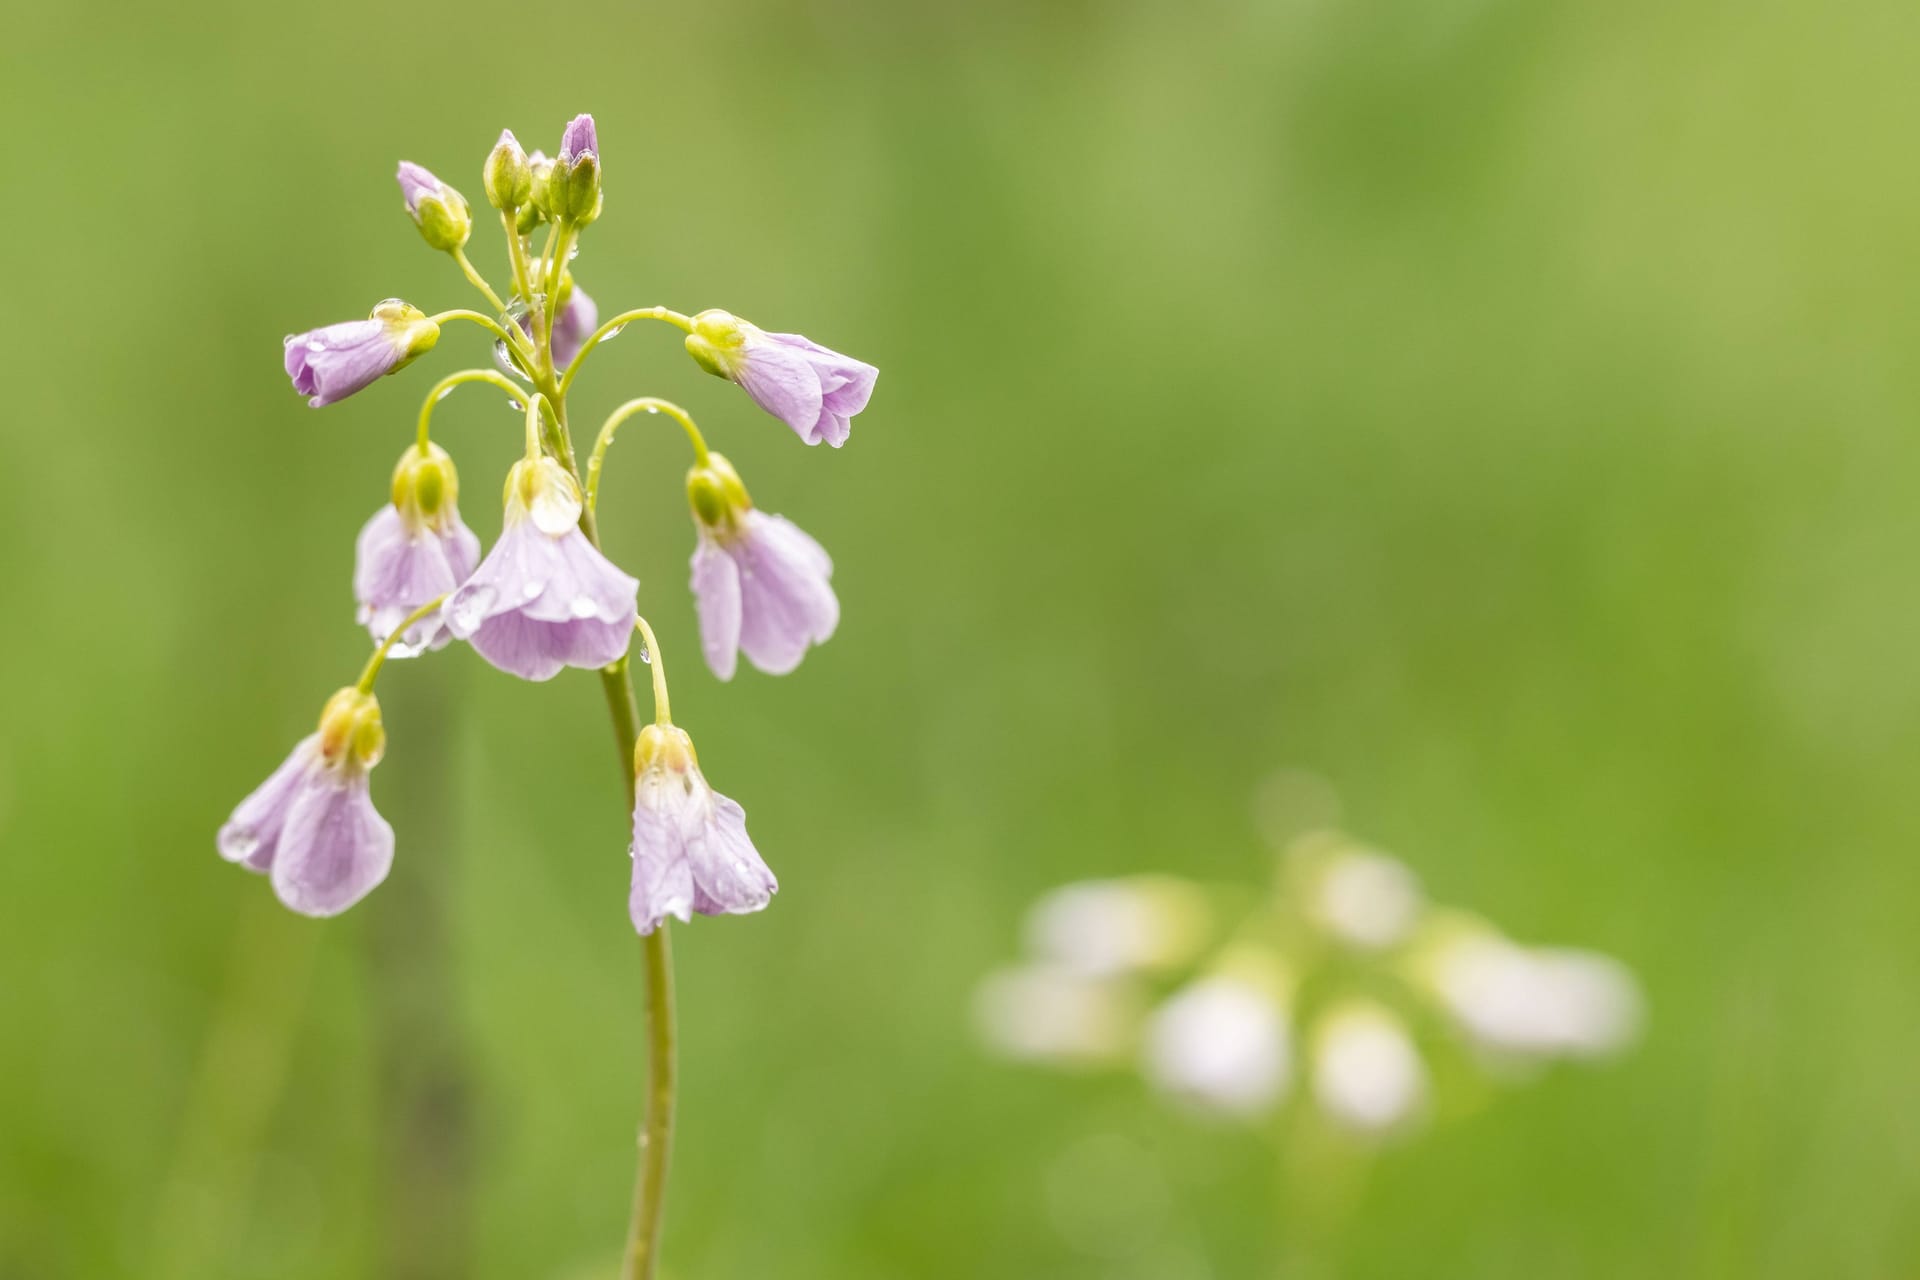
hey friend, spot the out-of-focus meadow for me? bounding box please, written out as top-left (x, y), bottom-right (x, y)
top-left (5, 0), bottom-right (1920, 1276)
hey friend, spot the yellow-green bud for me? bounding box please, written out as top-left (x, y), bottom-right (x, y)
top-left (398, 162), bottom-right (471, 252)
top-left (633, 722), bottom-right (698, 777)
top-left (317, 687), bottom-right (386, 772)
top-left (685, 309), bottom-right (748, 379)
top-left (484, 129), bottom-right (533, 210)
top-left (686, 451), bottom-right (753, 535)
top-left (566, 153), bottom-right (602, 225)
top-left (370, 299), bottom-right (441, 371)
top-left (390, 441), bottom-right (460, 530)
top-left (528, 151), bottom-right (557, 216)
top-left (504, 455), bottom-right (584, 536)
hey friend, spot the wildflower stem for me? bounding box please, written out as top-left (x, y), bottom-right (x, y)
top-left (415, 369), bottom-right (533, 451)
top-left (541, 223), bottom-right (577, 366)
top-left (355, 596), bottom-right (449, 692)
top-left (546, 393), bottom-right (678, 1280)
top-left (428, 309), bottom-right (527, 354)
top-left (501, 212), bottom-right (535, 307)
top-left (585, 399), bottom-right (711, 516)
top-left (556, 307), bottom-right (696, 402)
top-left (632, 617), bottom-right (671, 724)
top-left (451, 246), bottom-right (512, 319)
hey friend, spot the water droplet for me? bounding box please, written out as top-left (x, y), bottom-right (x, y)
top-left (225, 832), bottom-right (260, 860)
top-left (570, 595), bottom-right (598, 618)
top-left (637, 644), bottom-right (652, 665)
top-left (434, 386), bottom-right (454, 402)
top-left (603, 323), bottom-right (627, 341)
top-left (522, 581), bottom-right (545, 600)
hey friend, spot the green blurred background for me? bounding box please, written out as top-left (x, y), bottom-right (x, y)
top-left (5, 0), bottom-right (1919, 1275)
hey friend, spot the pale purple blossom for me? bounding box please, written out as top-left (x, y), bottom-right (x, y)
top-left (442, 457), bottom-right (638, 682)
top-left (627, 724), bottom-right (777, 935)
top-left (218, 691), bottom-right (394, 918)
top-left (551, 284), bottom-right (598, 367)
top-left (560, 114), bottom-right (598, 164)
top-left (395, 161), bottom-right (444, 216)
top-left (353, 443), bottom-right (481, 656)
top-left (284, 300), bottom-right (438, 408)
top-left (690, 510), bottom-right (838, 680)
top-left (686, 310), bottom-right (877, 447)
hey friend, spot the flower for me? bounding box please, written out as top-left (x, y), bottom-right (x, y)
top-left (1309, 1002), bottom-right (1428, 1135)
top-left (1421, 928), bottom-right (1643, 1061)
top-left (1143, 970), bottom-right (1292, 1117)
top-left (1311, 847), bottom-right (1424, 950)
top-left (685, 453), bottom-right (838, 680)
top-left (551, 282), bottom-right (598, 367)
top-left (1022, 877), bottom-right (1212, 978)
top-left (443, 455), bottom-right (638, 682)
top-left (284, 300), bottom-right (439, 408)
top-left (395, 161), bottom-right (471, 251)
top-left (217, 688), bottom-right (395, 917)
top-left (974, 966), bottom-right (1140, 1065)
top-left (354, 442), bottom-right (481, 655)
top-left (685, 309), bottom-right (877, 447)
top-left (627, 723), bottom-right (777, 934)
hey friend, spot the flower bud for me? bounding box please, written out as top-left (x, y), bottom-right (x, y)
top-left (633, 722), bottom-right (699, 778)
top-left (370, 299), bottom-right (441, 365)
top-left (685, 451), bottom-right (753, 534)
top-left (526, 151), bottom-right (556, 218)
top-left (484, 129), bottom-right (533, 210)
top-left (317, 687), bottom-right (386, 772)
top-left (684, 309), bottom-right (747, 378)
top-left (396, 162), bottom-right (471, 252)
top-left (390, 441), bottom-right (461, 531)
top-left (544, 114), bottom-right (603, 225)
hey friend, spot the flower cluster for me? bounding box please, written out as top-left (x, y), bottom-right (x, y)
top-left (224, 114), bottom-right (877, 929)
top-left (977, 827), bottom-right (1641, 1141)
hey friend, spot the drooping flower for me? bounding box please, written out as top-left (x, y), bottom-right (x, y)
top-left (1143, 966), bottom-right (1292, 1117)
top-left (284, 300), bottom-right (439, 408)
top-left (354, 442), bottom-right (481, 656)
top-left (442, 455), bottom-right (637, 681)
top-left (627, 723), bottom-right (777, 934)
top-left (1022, 877), bottom-right (1212, 978)
top-left (395, 161), bottom-right (471, 251)
top-left (217, 688), bottom-right (395, 917)
top-left (685, 452), bottom-right (838, 680)
top-left (1419, 926), bottom-right (1643, 1061)
top-left (685, 309), bottom-right (877, 447)
top-left (1309, 1001), bottom-right (1428, 1136)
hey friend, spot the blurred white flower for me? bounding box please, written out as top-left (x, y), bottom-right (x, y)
top-left (1025, 876), bottom-right (1211, 978)
top-left (974, 965), bottom-right (1137, 1065)
top-left (1426, 932), bottom-right (1642, 1060)
top-left (1309, 1001), bottom-right (1428, 1136)
top-left (1312, 850), bottom-right (1423, 950)
top-left (1143, 974), bottom-right (1291, 1117)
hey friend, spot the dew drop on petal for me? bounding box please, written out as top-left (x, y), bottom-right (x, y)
top-left (226, 832), bottom-right (260, 860)
top-left (522, 581), bottom-right (544, 600)
top-left (570, 595), bottom-right (598, 618)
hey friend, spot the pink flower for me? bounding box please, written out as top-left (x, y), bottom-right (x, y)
top-left (627, 723), bottom-right (776, 935)
top-left (685, 453), bottom-right (838, 680)
top-left (353, 442), bottom-right (481, 655)
top-left (685, 309), bottom-right (877, 447)
top-left (218, 689), bottom-right (394, 917)
top-left (443, 456), bottom-right (638, 682)
top-left (284, 300), bottom-right (439, 408)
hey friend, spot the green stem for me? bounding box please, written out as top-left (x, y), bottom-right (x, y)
top-left (428, 309), bottom-right (524, 353)
top-left (556, 307), bottom-right (696, 402)
top-left (543, 386), bottom-right (678, 1280)
top-left (501, 211), bottom-right (535, 307)
top-left (416, 369), bottom-right (532, 451)
top-left (356, 596), bottom-right (448, 692)
top-left (451, 246), bottom-right (512, 318)
top-left (586, 399), bottom-right (711, 516)
top-left (631, 617), bottom-right (671, 725)
top-left (541, 222), bottom-right (577, 369)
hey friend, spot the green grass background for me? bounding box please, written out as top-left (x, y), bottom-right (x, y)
top-left (4, 0), bottom-right (1919, 1275)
